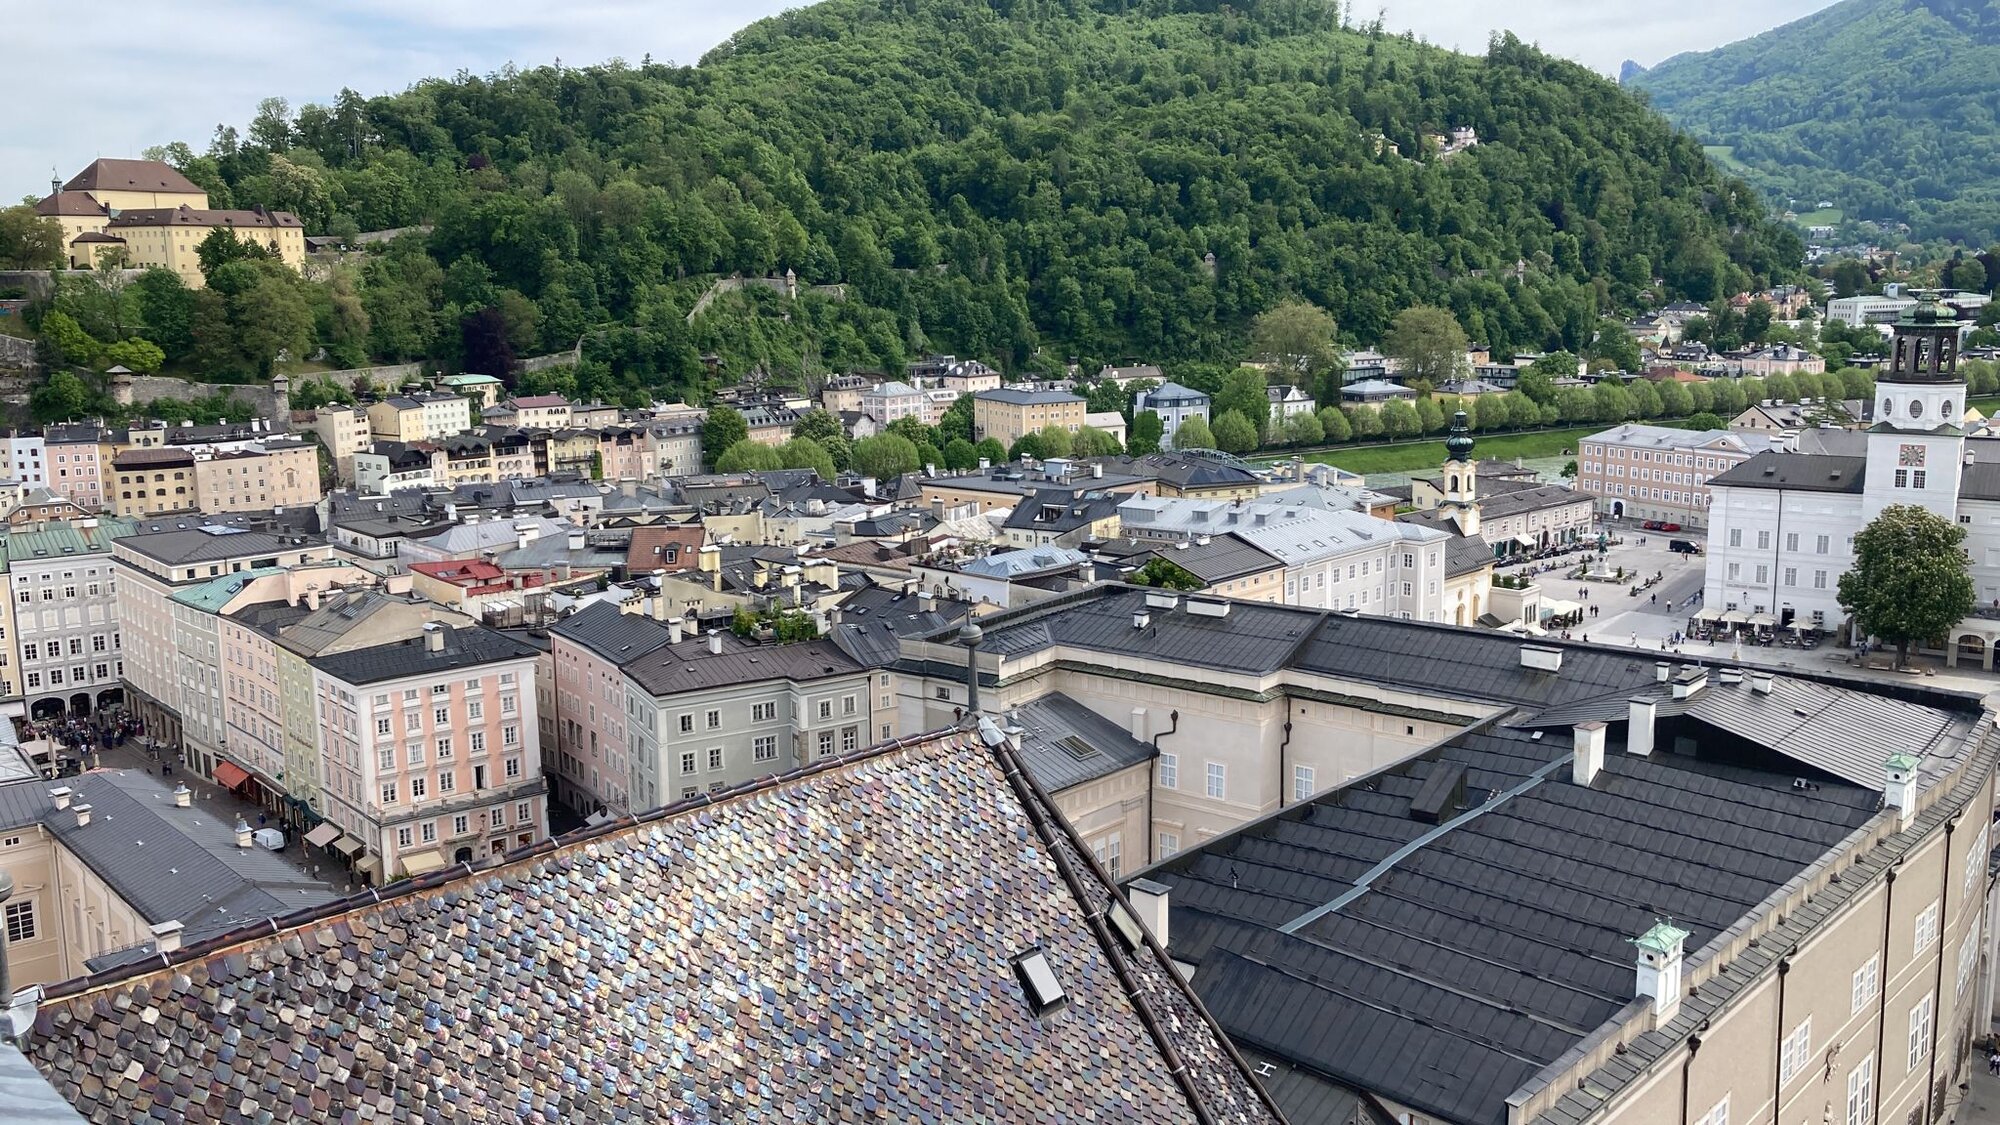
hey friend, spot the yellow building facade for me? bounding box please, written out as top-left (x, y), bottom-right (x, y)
top-left (35, 159), bottom-right (305, 286)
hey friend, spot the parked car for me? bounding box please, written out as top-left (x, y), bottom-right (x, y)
top-left (1641, 520), bottom-right (1663, 530)
top-left (1669, 539), bottom-right (1702, 555)
top-left (1660, 522), bottom-right (1682, 533)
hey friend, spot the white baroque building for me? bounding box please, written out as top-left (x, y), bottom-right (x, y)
top-left (1704, 295), bottom-right (2000, 666)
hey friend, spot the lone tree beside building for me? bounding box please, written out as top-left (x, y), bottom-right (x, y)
top-left (1837, 504), bottom-right (1975, 668)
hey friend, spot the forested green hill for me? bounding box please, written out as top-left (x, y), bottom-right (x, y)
top-left (139, 0), bottom-right (1798, 403)
top-left (1631, 0), bottom-right (2000, 245)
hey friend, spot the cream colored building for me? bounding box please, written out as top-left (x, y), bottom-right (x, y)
top-left (313, 406), bottom-right (374, 483)
top-left (972, 388), bottom-right (1086, 449)
top-left (368, 393), bottom-right (472, 443)
top-left (102, 206), bottom-right (306, 287)
top-left (192, 442), bottom-right (318, 513)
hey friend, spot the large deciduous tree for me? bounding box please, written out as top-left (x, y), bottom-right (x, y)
top-left (700, 406), bottom-right (749, 466)
top-left (1382, 305), bottom-right (1468, 387)
top-left (1837, 504), bottom-right (1975, 668)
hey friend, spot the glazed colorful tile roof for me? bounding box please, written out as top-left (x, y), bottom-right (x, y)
top-left (24, 727), bottom-right (1285, 1125)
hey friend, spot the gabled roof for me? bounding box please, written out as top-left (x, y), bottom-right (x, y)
top-left (34, 190), bottom-right (109, 217)
top-left (1009, 692), bottom-right (1159, 791)
top-left (23, 726), bottom-right (1284, 1125)
top-left (1708, 451), bottom-right (1867, 494)
top-left (548, 600), bottom-right (674, 664)
top-left (624, 522), bottom-right (705, 571)
top-left (63, 158), bottom-right (205, 195)
top-left (308, 624), bottom-right (537, 685)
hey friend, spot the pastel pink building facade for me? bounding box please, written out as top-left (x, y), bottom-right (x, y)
top-left (596, 428), bottom-right (651, 482)
top-left (1575, 424), bottom-right (1760, 531)
top-left (551, 631), bottom-right (633, 815)
top-left (312, 626), bottom-right (546, 880)
top-left (45, 434), bottom-right (103, 510)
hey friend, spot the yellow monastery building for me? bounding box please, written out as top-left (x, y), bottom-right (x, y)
top-left (35, 159), bottom-right (306, 286)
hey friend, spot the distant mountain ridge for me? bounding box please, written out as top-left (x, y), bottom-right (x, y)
top-left (1631, 0), bottom-right (2000, 244)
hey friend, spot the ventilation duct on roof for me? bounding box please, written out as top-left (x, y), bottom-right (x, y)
top-left (1671, 667), bottom-right (1708, 700)
top-left (1520, 645), bottom-right (1563, 673)
top-left (1572, 722), bottom-right (1606, 786)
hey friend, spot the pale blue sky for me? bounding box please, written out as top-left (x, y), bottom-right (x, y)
top-left (4, 0), bottom-right (1836, 204)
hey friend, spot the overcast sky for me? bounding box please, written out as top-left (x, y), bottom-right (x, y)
top-left (5, 0), bottom-right (1836, 204)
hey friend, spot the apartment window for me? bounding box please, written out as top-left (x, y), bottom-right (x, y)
top-left (1728, 529), bottom-right (1742, 547)
top-left (1914, 470), bottom-right (1927, 489)
top-left (754, 735), bottom-right (778, 762)
top-left (1158, 832), bottom-right (1180, 858)
top-left (1693, 1096), bottom-right (1728, 1125)
top-left (817, 700), bottom-right (832, 720)
top-left (1293, 765), bottom-right (1316, 803)
top-left (453, 814), bottom-right (469, 836)
top-left (1754, 565), bottom-right (1769, 585)
top-left (1814, 570), bottom-right (1828, 590)
top-left (1959, 930), bottom-right (1979, 997)
top-left (376, 717), bottom-right (392, 737)
top-left (469, 731), bottom-right (485, 753)
top-left (1158, 753), bottom-right (1178, 789)
top-left (504, 756), bottom-right (521, 779)
top-left (707, 747), bottom-right (723, 771)
top-left (706, 709), bottom-right (721, 730)
top-left (1968, 826), bottom-right (1990, 896)
top-left (841, 726), bottom-right (858, 752)
top-left (467, 700), bottom-right (482, 720)
top-left (1783, 567), bottom-right (1797, 587)
top-left (1785, 532), bottom-right (1799, 552)
top-left (410, 777), bottom-right (427, 800)
top-left (420, 822), bottom-right (437, 843)
top-left (1206, 762), bottom-right (1226, 800)
top-left (1907, 994), bottom-right (1932, 1073)
top-left (434, 707), bottom-right (449, 726)
top-left (1817, 534), bottom-right (1830, 554)
top-left (1727, 563), bottom-right (1741, 580)
top-left (934, 686), bottom-right (951, 700)
top-left (1848, 948), bottom-right (1880, 1012)
top-left (381, 782), bottom-right (398, 805)
top-left (378, 746), bottom-right (395, 771)
top-left (1780, 1017), bottom-right (1812, 1083)
top-left (431, 683), bottom-right (448, 695)
top-left (679, 714), bottom-right (694, 734)
top-left (817, 731), bottom-right (835, 758)
top-left (4, 900), bottom-right (35, 943)
top-left (752, 702), bottom-right (776, 722)
top-left (436, 737), bottom-right (452, 759)
top-left (501, 695), bottom-right (516, 714)
top-left (397, 826), bottom-right (413, 848)
top-left (842, 695), bottom-right (856, 715)
top-left (1895, 469), bottom-right (1908, 488)
top-left (1915, 900), bottom-right (1939, 953)
top-left (1844, 1055), bottom-right (1872, 1125)
top-left (1092, 833), bottom-right (1123, 878)
top-left (490, 808), bottom-right (505, 828)
top-left (503, 726), bottom-right (518, 746)
top-left (437, 771), bottom-right (455, 794)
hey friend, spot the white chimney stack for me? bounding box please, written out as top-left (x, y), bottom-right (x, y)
top-left (1130, 707), bottom-right (1149, 742)
top-left (72, 803), bottom-right (92, 828)
top-left (48, 787), bottom-right (72, 811)
top-left (173, 783), bottom-right (192, 808)
top-left (708, 631), bottom-right (723, 655)
top-left (423, 622), bottom-right (445, 652)
top-left (1749, 670), bottom-right (1775, 695)
top-left (669, 620), bottom-right (684, 645)
top-left (150, 920), bottom-right (184, 954)
top-left (1572, 722), bottom-right (1606, 786)
top-left (235, 818), bottom-right (253, 848)
top-left (1884, 753), bottom-right (1918, 824)
top-left (1634, 919), bottom-right (1690, 1024)
top-left (1127, 878), bottom-right (1172, 950)
top-left (1627, 699), bottom-right (1656, 758)
top-left (1654, 661), bottom-right (1672, 684)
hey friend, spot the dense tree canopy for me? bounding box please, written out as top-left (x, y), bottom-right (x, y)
top-left (1838, 504), bottom-right (1976, 667)
top-left (114, 0), bottom-right (1794, 409)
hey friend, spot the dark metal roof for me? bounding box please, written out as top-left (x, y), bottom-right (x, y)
top-left (549, 601), bottom-right (675, 663)
top-left (978, 587), bottom-right (1320, 675)
top-left (115, 525), bottom-right (320, 565)
top-left (1708, 451), bottom-right (1867, 494)
top-left (1156, 724), bottom-right (1883, 1125)
top-left (1009, 693), bottom-right (1158, 792)
top-left (308, 625), bottom-right (538, 684)
top-left (623, 634), bottom-right (862, 696)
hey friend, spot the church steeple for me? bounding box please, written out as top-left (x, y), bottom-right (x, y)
top-left (1440, 410), bottom-right (1481, 537)
top-left (1876, 291), bottom-right (1966, 433)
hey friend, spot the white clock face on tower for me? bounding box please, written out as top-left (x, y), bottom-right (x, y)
top-left (1899, 444), bottom-right (1927, 468)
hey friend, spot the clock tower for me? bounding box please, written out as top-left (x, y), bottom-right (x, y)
top-left (1863, 291), bottom-right (1966, 522)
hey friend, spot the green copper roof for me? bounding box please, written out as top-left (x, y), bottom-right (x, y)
top-left (1633, 919), bottom-right (1690, 955)
top-left (438, 373), bottom-right (503, 385)
top-left (1884, 752), bottom-right (1920, 772)
top-left (168, 560), bottom-right (358, 613)
top-left (0, 517), bottom-right (141, 564)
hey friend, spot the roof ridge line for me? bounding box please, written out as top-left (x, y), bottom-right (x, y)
top-left (1279, 755), bottom-right (1568, 934)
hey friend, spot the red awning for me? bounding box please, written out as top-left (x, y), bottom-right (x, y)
top-left (213, 760), bottom-right (251, 791)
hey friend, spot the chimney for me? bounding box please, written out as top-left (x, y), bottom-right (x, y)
top-left (1670, 667), bottom-right (1708, 700)
top-left (708, 631), bottom-right (723, 655)
top-left (1572, 722), bottom-right (1606, 786)
top-left (1131, 707), bottom-right (1149, 741)
top-left (172, 782), bottom-right (191, 808)
top-left (1883, 753), bottom-right (1919, 824)
top-left (305, 588), bottom-right (320, 611)
top-left (566, 529), bottom-right (586, 551)
top-left (1519, 645), bottom-right (1563, 673)
top-left (669, 620), bottom-right (684, 645)
top-left (234, 817), bottom-right (252, 848)
top-left (150, 919), bottom-right (184, 954)
top-left (1716, 667), bottom-right (1743, 686)
top-left (1634, 919), bottom-right (1690, 1024)
top-left (73, 804), bottom-right (93, 828)
top-left (423, 622), bottom-right (445, 652)
top-left (48, 787), bottom-right (72, 811)
top-left (1655, 661), bottom-right (1672, 683)
top-left (1133, 610), bottom-right (1151, 630)
top-left (1127, 878), bottom-right (1172, 950)
top-left (1748, 670), bottom-right (1774, 695)
top-left (684, 612), bottom-right (700, 637)
top-left (1627, 699), bottom-right (1657, 758)
top-left (918, 592), bottom-right (937, 614)
top-left (697, 545), bottom-right (721, 573)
